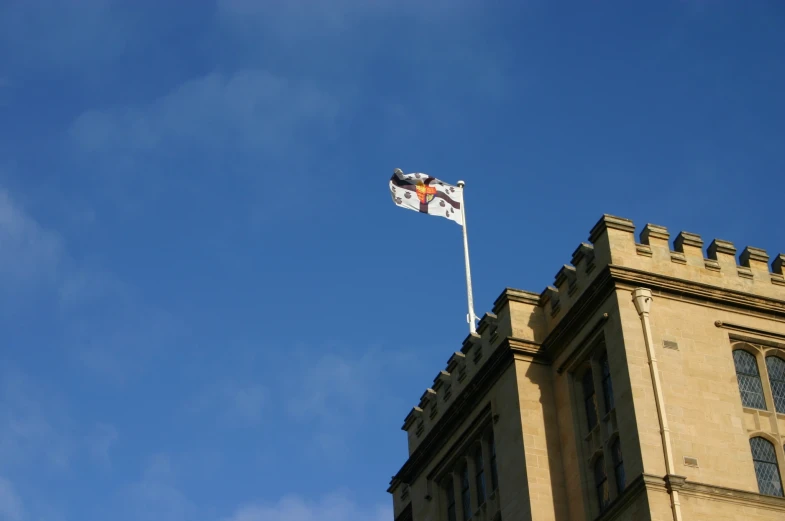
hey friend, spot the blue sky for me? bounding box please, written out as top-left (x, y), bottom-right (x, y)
top-left (1, 1), bottom-right (784, 520)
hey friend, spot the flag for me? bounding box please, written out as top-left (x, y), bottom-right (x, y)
top-left (389, 169), bottom-right (464, 226)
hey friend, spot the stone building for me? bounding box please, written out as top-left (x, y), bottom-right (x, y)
top-left (387, 215), bottom-right (785, 521)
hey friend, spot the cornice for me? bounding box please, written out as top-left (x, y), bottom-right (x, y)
top-left (678, 480), bottom-right (785, 512)
top-left (608, 265), bottom-right (785, 318)
top-left (715, 321), bottom-right (785, 344)
top-left (506, 337), bottom-right (547, 364)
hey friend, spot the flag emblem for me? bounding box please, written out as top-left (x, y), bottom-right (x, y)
top-left (389, 169), bottom-right (464, 226)
top-left (416, 181), bottom-right (437, 204)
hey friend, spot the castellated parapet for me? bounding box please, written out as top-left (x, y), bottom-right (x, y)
top-left (395, 214), bottom-right (785, 456)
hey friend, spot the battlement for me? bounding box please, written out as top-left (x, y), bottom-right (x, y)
top-left (399, 214), bottom-right (785, 453)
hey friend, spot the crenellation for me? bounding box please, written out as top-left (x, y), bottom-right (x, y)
top-left (541, 286), bottom-right (561, 318)
top-left (774, 254), bottom-right (785, 275)
top-left (707, 239), bottom-right (737, 272)
top-left (673, 231), bottom-right (705, 267)
top-left (460, 332), bottom-right (482, 355)
top-left (640, 223), bottom-right (670, 246)
top-left (418, 388), bottom-right (437, 410)
top-left (431, 371), bottom-right (451, 396)
top-left (554, 264), bottom-right (578, 297)
top-left (588, 214), bottom-right (636, 267)
top-left (446, 351), bottom-right (465, 373)
top-left (740, 246), bottom-right (769, 272)
top-left (402, 407), bottom-right (423, 431)
top-left (571, 242), bottom-right (596, 274)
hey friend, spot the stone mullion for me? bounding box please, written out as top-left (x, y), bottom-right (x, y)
top-left (466, 455), bottom-right (479, 516)
top-left (452, 469), bottom-right (464, 521)
top-left (481, 437), bottom-right (494, 495)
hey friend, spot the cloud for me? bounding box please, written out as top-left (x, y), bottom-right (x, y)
top-left (122, 454), bottom-right (196, 521)
top-left (0, 477), bottom-right (24, 521)
top-left (188, 381), bottom-right (267, 427)
top-left (0, 189), bottom-right (63, 287)
top-left (88, 423), bottom-right (118, 468)
top-left (70, 69), bottom-right (338, 159)
top-left (0, 366), bottom-right (72, 471)
top-left (0, 186), bottom-right (184, 383)
top-left (278, 346), bottom-right (416, 457)
top-left (221, 494), bottom-right (391, 521)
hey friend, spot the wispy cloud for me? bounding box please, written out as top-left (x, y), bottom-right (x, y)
top-left (0, 477), bottom-right (24, 521)
top-left (88, 423), bottom-right (119, 469)
top-left (121, 454), bottom-right (196, 521)
top-left (0, 366), bottom-right (73, 471)
top-left (188, 381), bottom-right (267, 428)
top-left (220, 493), bottom-right (391, 521)
top-left (0, 186), bottom-right (183, 383)
top-left (278, 345), bottom-right (415, 457)
top-left (70, 69), bottom-right (339, 159)
top-left (0, 189), bottom-right (63, 287)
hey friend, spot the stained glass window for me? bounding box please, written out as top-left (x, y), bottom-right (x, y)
top-left (461, 464), bottom-right (471, 520)
top-left (733, 350), bottom-right (766, 409)
top-left (474, 446), bottom-right (486, 505)
top-left (446, 478), bottom-right (457, 521)
top-left (582, 369), bottom-right (599, 431)
top-left (594, 456), bottom-right (610, 512)
top-left (765, 356), bottom-right (785, 413)
top-left (489, 433), bottom-right (498, 491)
top-left (611, 439), bottom-right (625, 494)
top-left (601, 353), bottom-right (615, 414)
top-left (750, 437), bottom-right (783, 497)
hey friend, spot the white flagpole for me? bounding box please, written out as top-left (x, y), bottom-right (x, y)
top-left (457, 180), bottom-right (478, 334)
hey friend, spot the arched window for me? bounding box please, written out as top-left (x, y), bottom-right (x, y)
top-left (611, 439), bottom-right (625, 494)
top-left (765, 355), bottom-right (785, 413)
top-left (446, 479), bottom-right (457, 521)
top-left (750, 437), bottom-right (783, 497)
top-left (474, 446), bottom-right (486, 505)
top-left (489, 433), bottom-right (498, 491)
top-left (594, 456), bottom-right (610, 512)
top-left (600, 353), bottom-right (615, 414)
top-left (733, 350), bottom-right (766, 409)
top-left (461, 464), bottom-right (471, 520)
top-left (582, 369), bottom-right (598, 431)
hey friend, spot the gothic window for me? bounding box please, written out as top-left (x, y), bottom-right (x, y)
top-left (765, 355), bottom-right (785, 413)
top-left (594, 456), bottom-right (610, 512)
top-left (750, 437), bottom-right (784, 497)
top-left (489, 433), bottom-right (498, 491)
top-left (611, 439), bottom-right (625, 494)
top-left (600, 352), bottom-right (615, 414)
top-left (474, 446), bottom-right (486, 505)
top-left (582, 369), bottom-right (599, 431)
top-left (733, 350), bottom-right (766, 409)
top-left (446, 479), bottom-right (457, 521)
top-left (461, 464), bottom-right (471, 520)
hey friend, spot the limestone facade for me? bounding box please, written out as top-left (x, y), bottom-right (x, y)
top-left (388, 215), bottom-right (785, 521)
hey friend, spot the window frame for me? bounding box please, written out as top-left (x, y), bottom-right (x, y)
top-left (489, 432), bottom-right (499, 492)
top-left (445, 478), bottom-right (457, 521)
top-left (473, 445), bottom-right (486, 506)
top-left (749, 436), bottom-right (784, 497)
top-left (581, 367), bottom-right (599, 432)
top-left (600, 352), bottom-right (615, 414)
top-left (593, 455), bottom-right (610, 513)
top-left (765, 355), bottom-right (785, 414)
top-left (733, 348), bottom-right (767, 410)
top-left (610, 437), bottom-right (625, 494)
top-left (460, 464), bottom-right (471, 520)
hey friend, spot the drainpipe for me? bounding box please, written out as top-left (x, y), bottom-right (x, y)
top-left (631, 288), bottom-right (683, 521)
